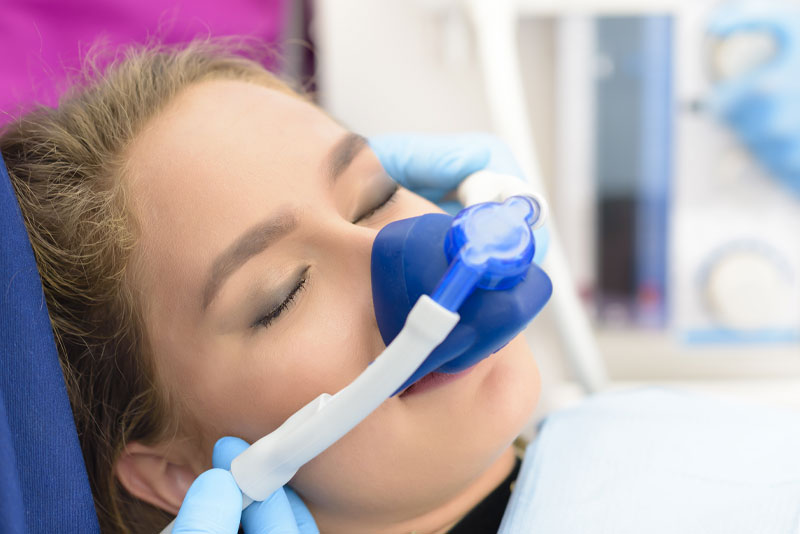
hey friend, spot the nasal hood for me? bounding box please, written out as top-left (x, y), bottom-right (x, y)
top-left (371, 212), bottom-right (552, 393)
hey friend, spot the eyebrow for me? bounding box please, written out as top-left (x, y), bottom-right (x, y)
top-left (327, 132), bottom-right (368, 182)
top-left (201, 132), bottom-right (368, 313)
top-left (201, 211), bottom-right (298, 311)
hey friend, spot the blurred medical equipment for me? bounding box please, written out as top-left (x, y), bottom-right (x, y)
top-left (160, 178), bottom-right (553, 532)
top-left (462, 0), bottom-right (609, 394)
top-left (707, 1), bottom-right (800, 196)
top-left (554, 5), bottom-right (800, 343)
top-left (500, 388), bottom-right (800, 533)
top-left (587, 15), bottom-right (673, 327)
top-left (317, 0), bottom-right (800, 384)
top-left (673, 0), bottom-right (800, 345)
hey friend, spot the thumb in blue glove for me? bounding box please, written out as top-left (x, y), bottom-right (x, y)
top-left (170, 437), bottom-right (319, 534)
top-left (369, 132), bottom-right (550, 262)
top-left (171, 469), bottom-right (242, 534)
top-left (214, 437), bottom-right (319, 534)
top-left (368, 133), bottom-right (490, 205)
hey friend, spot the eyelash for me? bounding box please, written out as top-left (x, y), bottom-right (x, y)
top-left (253, 185), bottom-right (398, 330)
top-left (253, 273), bottom-right (308, 329)
top-left (353, 183), bottom-right (399, 223)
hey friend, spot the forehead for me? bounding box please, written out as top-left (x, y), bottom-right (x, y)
top-left (125, 78), bottom-right (346, 235)
top-left (127, 79), bottom-right (343, 191)
top-left (123, 79), bottom-right (345, 314)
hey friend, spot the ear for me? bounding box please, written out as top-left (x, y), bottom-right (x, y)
top-left (115, 441), bottom-right (202, 516)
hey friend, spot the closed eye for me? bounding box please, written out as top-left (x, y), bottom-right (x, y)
top-left (252, 268), bottom-right (309, 329)
top-left (352, 183), bottom-right (399, 224)
top-left (251, 183), bottom-right (398, 330)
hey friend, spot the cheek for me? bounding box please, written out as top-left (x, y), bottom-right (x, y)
top-left (188, 263), bottom-right (382, 445)
top-left (480, 336), bottom-right (541, 426)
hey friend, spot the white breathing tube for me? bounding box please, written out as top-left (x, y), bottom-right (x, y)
top-left (160, 172), bottom-right (548, 533)
top-left (229, 295), bottom-right (459, 502)
top-left (160, 296), bottom-right (459, 533)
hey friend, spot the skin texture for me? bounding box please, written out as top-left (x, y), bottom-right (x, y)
top-left (116, 79), bottom-right (541, 534)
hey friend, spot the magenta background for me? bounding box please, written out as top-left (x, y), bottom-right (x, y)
top-left (0, 0), bottom-right (287, 125)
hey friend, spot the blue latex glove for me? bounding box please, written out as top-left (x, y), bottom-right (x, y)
top-left (368, 132), bottom-right (549, 263)
top-left (708, 1), bottom-right (800, 196)
top-left (172, 437), bottom-right (318, 534)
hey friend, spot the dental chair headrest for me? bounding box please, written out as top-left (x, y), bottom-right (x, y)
top-left (0, 152), bottom-right (100, 533)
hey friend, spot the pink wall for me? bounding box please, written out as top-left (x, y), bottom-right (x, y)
top-left (0, 0), bottom-right (287, 124)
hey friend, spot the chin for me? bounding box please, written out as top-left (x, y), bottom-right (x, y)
top-left (413, 333), bottom-right (540, 459)
top-left (402, 332), bottom-right (540, 438)
top-left (475, 334), bottom-right (541, 438)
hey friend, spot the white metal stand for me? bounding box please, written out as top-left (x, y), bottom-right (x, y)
top-left (464, 0), bottom-right (608, 393)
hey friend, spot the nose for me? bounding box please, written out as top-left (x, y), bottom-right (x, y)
top-left (321, 220), bottom-right (377, 281)
top-left (316, 219), bottom-right (385, 350)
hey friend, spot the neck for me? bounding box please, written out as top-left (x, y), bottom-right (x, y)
top-left (421, 446), bottom-right (516, 534)
top-left (317, 445), bottom-right (517, 534)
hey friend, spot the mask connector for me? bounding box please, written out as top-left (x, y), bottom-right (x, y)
top-left (433, 195), bottom-right (541, 311)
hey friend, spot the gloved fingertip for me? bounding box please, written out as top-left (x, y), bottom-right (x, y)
top-left (242, 488), bottom-right (300, 534)
top-left (213, 436), bottom-right (250, 470)
top-left (285, 488), bottom-right (320, 534)
top-left (173, 469), bottom-right (242, 534)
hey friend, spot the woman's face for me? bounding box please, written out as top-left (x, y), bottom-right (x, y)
top-left (124, 79), bottom-right (540, 533)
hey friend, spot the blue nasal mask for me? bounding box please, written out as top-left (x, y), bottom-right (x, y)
top-left (372, 195), bottom-right (553, 393)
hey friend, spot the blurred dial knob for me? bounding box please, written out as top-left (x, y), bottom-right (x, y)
top-left (704, 248), bottom-right (792, 329)
top-left (710, 31), bottom-right (777, 82)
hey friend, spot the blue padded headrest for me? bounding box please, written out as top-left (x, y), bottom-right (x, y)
top-left (0, 153), bottom-right (100, 532)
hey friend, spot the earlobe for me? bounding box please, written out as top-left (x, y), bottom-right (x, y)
top-left (115, 441), bottom-right (200, 516)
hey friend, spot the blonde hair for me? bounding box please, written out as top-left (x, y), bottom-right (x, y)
top-left (0, 40), bottom-right (298, 533)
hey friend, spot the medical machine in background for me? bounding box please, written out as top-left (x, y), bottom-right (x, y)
top-left (555, 2), bottom-right (800, 345)
top-left (315, 0), bottom-right (800, 392)
top-left (459, 0), bottom-right (799, 393)
top-left (591, 16), bottom-right (672, 328)
top-left (161, 177), bottom-right (553, 533)
top-left (673, 2), bottom-right (800, 345)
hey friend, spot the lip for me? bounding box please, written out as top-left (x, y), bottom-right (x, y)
top-left (399, 365), bottom-right (477, 398)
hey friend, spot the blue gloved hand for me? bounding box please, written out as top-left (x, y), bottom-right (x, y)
top-left (368, 132), bottom-right (549, 263)
top-left (707, 1), bottom-right (800, 195)
top-left (172, 437), bottom-right (318, 534)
